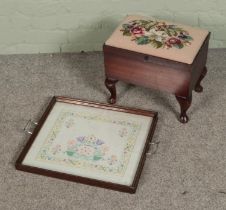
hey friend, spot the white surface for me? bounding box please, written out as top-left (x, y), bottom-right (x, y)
top-left (23, 102), bottom-right (153, 186)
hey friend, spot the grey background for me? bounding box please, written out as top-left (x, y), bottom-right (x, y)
top-left (0, 49), bottom-right (226, 210)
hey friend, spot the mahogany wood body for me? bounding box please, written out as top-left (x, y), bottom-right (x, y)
top-left (104, 33), bottom-right (210, 123)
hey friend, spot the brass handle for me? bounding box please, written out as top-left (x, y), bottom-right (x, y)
top-left (23, 120), bottom-right (38, 135)
top-left (146, 141), bottom-right (160, 156)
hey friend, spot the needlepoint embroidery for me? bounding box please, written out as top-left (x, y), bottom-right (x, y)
top-left (120, 19), bottom-right (193, 49)
top-left (35, 110), bottom-right (142, 176)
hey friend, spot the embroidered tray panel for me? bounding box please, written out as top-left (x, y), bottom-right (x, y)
top-left (105, 15), bottom-right (209, 64)
top-left (23, 102), bottom-right (153, 186)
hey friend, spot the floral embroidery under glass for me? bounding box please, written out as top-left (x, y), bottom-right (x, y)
top-left (35, 110), bottom-right (142, 176)
top-left (65, 135), bottom-right (110, 161)
top-left (120, 19), bottom-right (193, 49)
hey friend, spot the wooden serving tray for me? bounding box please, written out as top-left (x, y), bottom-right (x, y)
top-left (16, 96), bottom-right (158, 193)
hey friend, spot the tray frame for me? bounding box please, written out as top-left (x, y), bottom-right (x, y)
top-left (15, 96), bottom-right (158, 193)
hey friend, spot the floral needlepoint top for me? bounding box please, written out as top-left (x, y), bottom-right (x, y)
top-left (120, 19), bottom-right (193, 49)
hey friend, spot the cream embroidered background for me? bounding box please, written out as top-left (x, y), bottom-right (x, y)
top-left (23, 102), bottom-right (153, 185)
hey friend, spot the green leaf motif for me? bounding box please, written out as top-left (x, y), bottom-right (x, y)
top-left (144, 22), bottom-right (157, 31)
top-left (136, 36), bottom-right (150, 45)
top-left (174, 43), bottom-right (184, 49)
top-left (150, 40), bottom-right (163, 48)
top-left (93, 155), bottom-right (102, 161)
top-left (184, 35), bottom-right (193, 41)
top-left (169, 29), bottom-right (178, 36)
top-left (122, 24), bottom-right (130, 30)
top-left (123, 30), bottom-right (131, 36)
top-left (165, 29), bottom-right (172, 37)
top-left (120, 19), bottom-right (194, 50)
top-left (174, 27), bottom-right (183, 32)
top-left (139, 20), bottom-right (149, 25)
top-left (66, 151), bottom-right (74, 156)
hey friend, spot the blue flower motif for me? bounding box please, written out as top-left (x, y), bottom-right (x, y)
top-left (77, 136), bottom-right (85, 142)
top-left (96, 139), bottom-right (104, 145)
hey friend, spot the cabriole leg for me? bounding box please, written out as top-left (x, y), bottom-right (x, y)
top-left (105, 78), bottom-right (118, 104)
top-left (175, 94), bottom-right (192, 123)
top-left (195, 66), bottom-right (207, 93)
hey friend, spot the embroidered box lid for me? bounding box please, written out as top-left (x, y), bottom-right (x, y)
top-left (105, 15), bottom-right (209, 64)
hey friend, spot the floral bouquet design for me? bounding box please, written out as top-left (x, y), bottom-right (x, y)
top-left (120, 19), bottom-right (193, 49)
top-left (65, 135), bottom-right (113, 162)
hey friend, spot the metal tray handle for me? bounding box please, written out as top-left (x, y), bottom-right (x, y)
top-left (146, 141), bottom-right (160, 156)
top-left (23, 119), bottom-right (38, 135)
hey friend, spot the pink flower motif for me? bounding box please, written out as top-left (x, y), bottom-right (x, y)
top-left (68, 139), bottom-right (76, 146)
top-left (77, 145), bottom-right (94, 156)
top-left (167, 37), bottom-right (181, 45)
top-left (111, 155), bottom-right (117, 161)
top-left (131, 26), bottom-right (144, 35)
top-left (101, 145), bottom-right (109, 154)
top-left (108, 155), bottom-right (117, 165)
